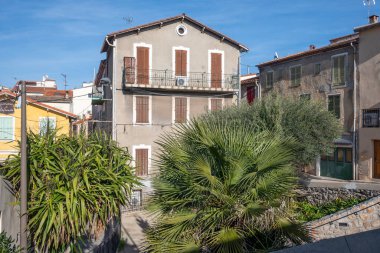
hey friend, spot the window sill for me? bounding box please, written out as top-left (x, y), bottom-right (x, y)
top-left (133, 123), bottom-right (152, 126)
top-left (332, 84), bottom-right (347, 89)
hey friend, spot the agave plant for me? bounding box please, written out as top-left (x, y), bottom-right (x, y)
top-left (0, 130), bottom-right (139, 252)
top-left (145, 118), bottom-right (307, 253)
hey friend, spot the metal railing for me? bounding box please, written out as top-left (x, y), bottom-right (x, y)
top-left (121, 190), bottom-right (151, 212)
top-left (124, 69), bottom-right (239, 89)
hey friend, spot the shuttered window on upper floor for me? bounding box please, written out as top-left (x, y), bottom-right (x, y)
top-left (332, 54), bottom-right (347, 86)
top-left (135, 148), bottom-right (148, 176)
top-left (135, 96), bottom-right (150, 124)
top-left (175, 50), bottom-right (187, 77)
top-left (124, 57), bottom-right (136, 84)
top-left (0, 117), bottom-right (14, 140)
top-left (174, 97), bottom-right (188, 123)
top-left (290, 66), bottom-right (301, 87)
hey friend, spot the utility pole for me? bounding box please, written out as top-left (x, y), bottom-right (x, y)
top-left (20, 81), bottom-right (28, 253)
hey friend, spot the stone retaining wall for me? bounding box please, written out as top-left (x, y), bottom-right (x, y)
top-left (306, 195), bottom-right (380, 242)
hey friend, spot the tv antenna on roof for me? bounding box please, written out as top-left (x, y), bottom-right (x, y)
top-left (363, 0), bottom-right (376, 17)
top-left (123, 16), bottom-right (133, 25)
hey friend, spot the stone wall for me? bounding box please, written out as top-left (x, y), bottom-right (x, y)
top-left (0, 178), bottom-right (20, 244)
top-left (297, 186), bottom-right (380, 205)
top-left (306, 195), bottom-right (380, 242)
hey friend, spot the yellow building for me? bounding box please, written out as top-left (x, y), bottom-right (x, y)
top-left (0, 89), bottom-right (77, 161)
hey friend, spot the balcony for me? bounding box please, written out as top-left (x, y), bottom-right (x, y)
top-left (123, 69), bottom-right (239, 92)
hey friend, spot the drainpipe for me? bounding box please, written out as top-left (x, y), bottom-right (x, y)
top-left (238, 56), bottom-right (241, 106)
top-left (351, 42), bottom-right (358, 180)
top-left (105, 36), bottom-right (117, 140)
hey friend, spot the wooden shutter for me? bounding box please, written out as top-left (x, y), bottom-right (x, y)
top-left (137, 47), bottom-right (149, 84)
top-left (175, 50), bottom-right (187, 76)
top-left (175, 97), bottom-right (187, 123)
top-left (211, 53), bottom-right (222, 88)
top-left (210, 98), bottom-right (223, 111)
top-left (136, 96), bottom-right (149, 123)
top-left (328, 95), bottom-right (340, 118)
top-left (124, 57), bottom-right (136, 84)
top-left (135, 149), bottom-right (148, 176)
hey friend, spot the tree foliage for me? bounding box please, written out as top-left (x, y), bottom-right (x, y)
top-left (146, 118), bottom-right (307, 252)
top-left (0, 131), bottom-right (139, 252)
top-left (205, 94), bottom-right (342, 166)
top-left (0, 231), bottom-right (19, 253)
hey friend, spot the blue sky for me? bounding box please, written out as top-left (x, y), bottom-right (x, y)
top-left (0, 0), bottom-right (377, 89)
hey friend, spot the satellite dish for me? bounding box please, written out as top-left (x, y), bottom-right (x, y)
top-left (274, 52), bottom-right (279, 59)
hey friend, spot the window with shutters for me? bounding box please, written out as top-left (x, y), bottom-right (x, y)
top-left (174, 48), bottom-right (189, 77)
top-left (134, 96), bottom-right (151, 124)
top-left (124, 57), bottom-right (136, 84)
top-left (134, 43), bottom-right (151, 85)
top-left (209, 98), bottom-right (223, 111)
top-left (39, 117), bottom-right (56, 136)
top-left (134, 148), bottom-right (149, 176)
top-left (332, 54), bottom-right (347, 86)
top-left (173, 97), bottom-right (188, 123)
top-left (290, 65), bottom-right (301, 86)
top-left (266, 71), bottom-right (274, 88)
top-left (0, 116), bottom-right (14, 140)
top-left (328, 95), bottom-right (340, 119)
top-left (209, 50), bottom-right (224, 88)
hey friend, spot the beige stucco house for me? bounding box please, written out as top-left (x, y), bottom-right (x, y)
top-left (256, 15), bottom-right (380, 181)
top-left (91, 14), bottom-right (248, 199)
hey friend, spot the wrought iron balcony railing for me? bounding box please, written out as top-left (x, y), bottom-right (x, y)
top-left (123, 69), bottom-right (239, 90)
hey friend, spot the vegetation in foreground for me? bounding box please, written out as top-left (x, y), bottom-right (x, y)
top-left (0, 131), bottom-right (139, 252)
top-left (0, 231), bottom-right (19, 253)
top-left (146, 95), bottom-right (341, 252)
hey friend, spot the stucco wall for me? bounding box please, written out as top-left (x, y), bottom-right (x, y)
top-left (357, 26), bottom-right (380, 180)
top-left (0, 178), bottom-right (20, 244)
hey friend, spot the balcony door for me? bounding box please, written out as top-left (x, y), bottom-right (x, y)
top-left (175, 50), bottom-right (187, 77)
top-left (136, 47), bottom-right (150, 84)
top-left (374, 141), bottom-right (380, 178)
top-left (211, 53), bottom-right (222, 88)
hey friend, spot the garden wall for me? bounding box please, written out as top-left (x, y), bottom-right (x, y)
top-left (0, 178), bottom-right (20, 244)
top-left (306, 195), bottom-right (380, 242)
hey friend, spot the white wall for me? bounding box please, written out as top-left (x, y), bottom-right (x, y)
top-left (72, 84), bottom-right (93, 117)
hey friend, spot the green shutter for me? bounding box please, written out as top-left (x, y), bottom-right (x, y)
top-left (332, 55), bottom-right (346, 85)
top-left (0, 117), bottom-right (14, 140)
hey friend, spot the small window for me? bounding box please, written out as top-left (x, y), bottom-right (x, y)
top-left (39, 117), bottom-right (56, 135)
top-left (300, 93), bottom-right (311, 100)
top-left (290, 66), bottom-right (301, 86)
top-left (0, 117), bottom-right (14, 140)
top-left (328, 95), bottom-right (341, 119)
top-left (337, 148), bottom-right (344, 162)
top-left (346, 149), bottom-right (352, 163)
top-left (314, 63), bottom-right (321, 75)
top-left (176, 25), bottom-right (187, 36)
top-left (363, 109), bottom-right (380, 128)
top-left (332, 54), bottom-right (347, 86)
top-left (266, 71), bottom-right (274, 88)
top-left (135, 148), bottom-right (148, 176)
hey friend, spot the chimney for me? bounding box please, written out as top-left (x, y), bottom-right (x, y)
top-left (369, 15), bottom-right (379, 24)
top-left (309, 44), bottom-right (316, 50)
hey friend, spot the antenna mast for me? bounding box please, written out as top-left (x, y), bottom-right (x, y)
top-left (61, 73), bottom-right (67, 90)
top-left (363, 0), bottom-right (376, 17)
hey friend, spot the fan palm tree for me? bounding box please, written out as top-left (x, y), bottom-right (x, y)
top-left (145, 118), bottom-right (307, 253)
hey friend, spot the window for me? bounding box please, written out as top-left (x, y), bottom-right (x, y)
top-left (346, 149), bottom-right (352, 163)
top-left (266, 71), bottom-right (274, 88)
top-left (135, 148), bottom-right (149, 176)
top-left (277, 68), bottom-right (284, 81)
top-left (332, 54), bottom-right (347, 86)
top-left (290, 66), bottom-right (301, 86)
top-left (328, 95), bottom-right (340, 119)
top-left (300, 93), bottom-right (311, 100)
top-left (0, 117), bottom-right (14, 140)
top-left (39, 117), bottom-right (56, 135)
top-left (246, 86), bottom-right (255, 104)
top-left (134, 96), bottom-right (151, 124)
top-left (209, 98), bottom-right (223, 111)
top-left (314, 63), bottom-right (321, 75)
top-left (173, 47), bottom-right (189, 77)
top-left (321, 148), bottom-right (352, 163)
top-left (173, 97), bottom-right (188, 123)
top-left (363, 109), bottom-right (380, 128)
top-left (176, 24), bottom-right (188, 36)
top-left (337, 148), bottom-right (344, 162)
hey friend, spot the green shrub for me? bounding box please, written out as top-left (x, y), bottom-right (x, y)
top-left (0, 131), bottom-right (139, 252)
top-left (296, 198), bottom-right (361, 222)
top-left (0, 231), bottom-right (19, 253)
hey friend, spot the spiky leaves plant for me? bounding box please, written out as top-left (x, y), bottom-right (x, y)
top-left (0, 131), bottom-right (139, 252)
top-left (146, 118), bottom-right (307, 253)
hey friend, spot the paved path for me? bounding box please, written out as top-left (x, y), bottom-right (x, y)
top-left (118, 210), bottom-right (154, 253)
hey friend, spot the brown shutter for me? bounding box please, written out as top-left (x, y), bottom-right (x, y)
top-left (175, 97), bottom-right (187, 123)
top-left (124, 57), bottom-right (136, 84)
top-left (135, 149), bottom-right (148, 176)
top-left (175, 50), bottom-right (187, 76)
top-left (137, 47), bottom-right (149, 84)
top-left (211, 53), bottom-right (222, 88)
top-left (136, 96), bottom-right (149, 123)
top-left (210, 98), bottom-right (222, 111)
